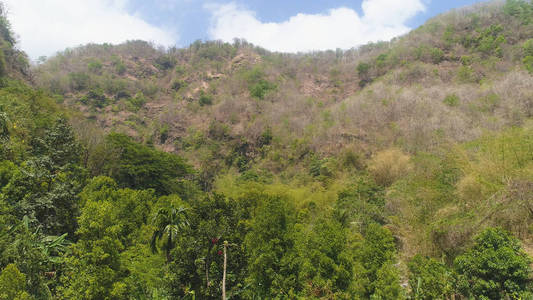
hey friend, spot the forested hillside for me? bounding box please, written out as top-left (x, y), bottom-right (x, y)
top-left (1, 0), bottom-right (533, 299)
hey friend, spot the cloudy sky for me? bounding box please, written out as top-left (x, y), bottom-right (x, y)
top-left (3, 0), bottom-right (483, 60)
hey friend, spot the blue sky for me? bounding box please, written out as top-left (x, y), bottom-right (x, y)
top-left (4, 0), bottom-right (486, 59)
top-left (127, 0), bottom-right (483, 47)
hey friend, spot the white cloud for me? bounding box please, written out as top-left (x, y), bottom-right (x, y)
top-left (3, 0), bottom-right (177, 59)
top-left (207, 0), bottom-right (426, 53)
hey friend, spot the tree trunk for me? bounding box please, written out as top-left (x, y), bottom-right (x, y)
top-left (166, 234), bottom-right (172, 263)
top-left (206, 259), bottom-right (210, 288)
top-left (222, 241), bottom-right (228, 300)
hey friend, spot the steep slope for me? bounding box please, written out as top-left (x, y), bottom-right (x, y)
top-left (35, 1), bottom-right (532, 176)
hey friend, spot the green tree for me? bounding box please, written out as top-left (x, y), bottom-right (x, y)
top-left (151, 204), bottom-right (188, 263)
top-left (244, 193), bottom-right (299, 298)
top-left (454, 228), bottom-right (532, 299)
top-left (356, 223), bottom-right (398, 297)
top-left (0, 264), bottom-right (32, 300)
top-left (59, 177), bottom-right (155, 299)
top-left (408, 255), bottom-right (455, 300)
top-left (101, 133), bottom-right (193, 196)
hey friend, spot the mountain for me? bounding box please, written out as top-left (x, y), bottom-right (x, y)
top-left (1, 0), bottom-right (532, 299)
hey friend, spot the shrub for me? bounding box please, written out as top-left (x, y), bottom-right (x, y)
top-left (198, 91), bottom-right (213, 106)
top-left (455, 228), bottom-right (532, 299)
top-left (171, 79), bottom-right (186, 91)
top-left (0, 264), bottom-right (31, 300)
top-left (357, 62), bottom-right (371, 77)
top-left (443, 94), bottom-right (460, 107)
top-left (368, 148), bottom-right (413, 186)
top-left (87, 59), bottom-right (103, 73)
top-left (243, 67), bottom-right (276, 100)
top-left (408, 255), bottom-right (455, 299)
top-left (87, 88), bottom-right (107, 108)
top-left (504, 0), bottom-right (533, 24)
top-left (155, 54), bottom-right (176, 70)
top-left (128, 93), bottom-right (146, 111)
top-left (69, 72), bottom-right (90, 91)
top-left (456, 66), bottom-right (476, 83)
top-left (430, 47), bottom-right (444, 64)
top-left (524, 56), bottom-right (533, 73)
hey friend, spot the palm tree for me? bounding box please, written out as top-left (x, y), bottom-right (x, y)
top-left (150, 205), bottom-right (188, 263)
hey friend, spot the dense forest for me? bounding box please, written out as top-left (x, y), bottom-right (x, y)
top-left (1, 0), bottom-right (533, 299)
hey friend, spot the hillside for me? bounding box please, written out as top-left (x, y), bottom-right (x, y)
top-left (0, 0), bottom-right (532, 299)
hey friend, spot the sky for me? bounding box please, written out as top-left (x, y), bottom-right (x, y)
top-left (2, 0), bottom-right (486, 60)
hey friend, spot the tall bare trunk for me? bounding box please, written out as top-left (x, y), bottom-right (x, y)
top-left (206, 259), bottom-right (209, 288)
top-left (222, 241), bottom-right (228, 300)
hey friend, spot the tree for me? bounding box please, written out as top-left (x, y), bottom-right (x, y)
top-left (408, 255), bottom-right (455, 300)
top-left (454, 228), bottom-right (532, 299)
top-left (101, 133), bottom-right (193, 196)
top-left (0, 264), bottom-right (32, 300)
top-left (244, 193), bottom-right (298, 298)
top-left (58, 177), bottom-right (156, 299)
top-left (357, 223), bottom-right (399, 297)
top-left (151, 205), bottom-right (188, 263)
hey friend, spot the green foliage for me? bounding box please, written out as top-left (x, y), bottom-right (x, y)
top-left (456, 65), bottom-right (476, 83)
top-left (165, 193), bottom-right (247, 298)
top-left (408, 255), bottom-right (455, 299)
top-left (101, 133), bottom-right (193, 196)
top-left (357, 62), bottom-right (371, 77)
top-left (372, 263), bottom-right (404, 300)
top-left (504, 0), bottom-right (533, 24)
top-left (357, 223), bottom-right (399, 298)
top-left (296, 219), bottom-right (354, 298)
top-left (523, 39), bottom-right (533, 73)
top-left (198, 91), bottom-right (213, 106)
top-left (462, 24), bottom-right (506, 57)
top-left (171, 79), bottom-right (186, 91)
top-left (59, 177), bottom-right (157, 299)
top-left (335, 176), bottom-right (386, 228)
top-left (155, 54), bottom-right (176, 70)
top-left (126, 92), bottom-right (146, 111)
top-left (455, 228), bottom-right (532, 299)
top-left (87, 59), bottom-right (103, 73)
top-left (443, 94), bottom-right (460, 107)
top-left (68, 72), bottom-right (90, 91)
top-left (86, 88), bottom-right (107, 108)
top-left (151, 204), bottom-right (188, 262)
top-left (430, 48), bottom-right (444, 64)
top-left (244, 193), bottom-right (298, 298)
top-left (524, 55), bottom-right (533, 73)
top-left (0, 264), bottom-right (31, 300)
top-left (244, 67), bottom-right (276, 100)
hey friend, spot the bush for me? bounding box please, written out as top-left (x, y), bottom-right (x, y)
top-left (155, 54), bottom-right (176, 70)
top-left (443, 94), bottom-right (460, 107)
top-left (243, 67), bottom-right (276, 100)
top-left (430, 48), bottom-right (444, 64)
top-left (198, 91), bottom-right (213, 106)
top-left (87, 88), bottom-right (107, 108)
top-left (171, 79), bottom-right (186, 91)
top-left (524, 56), bottom-right (533, 73)
top-left (456, 66), bottom-right (476, 83)
top-left (504, 0), bottom-right (533, 24)
top-left (408, 255), bottom-right (455, 299)
top-left (454, 228), bottom-right (532, 299)
top-left (368, 148), bottom-right (413, 186)
top-left (127, 93), bottom-right (146, 111)
top-left (0, 264), bottom-right (31, 300)
top-left (69, 72), bottom-right (90, 91)
top-left (102, 133), bottom-right (192, 195)
top-left (87, 59), bottom-right (103, 73)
